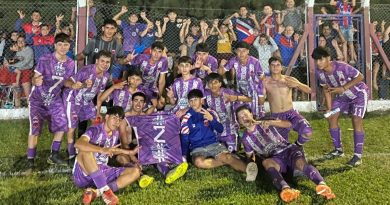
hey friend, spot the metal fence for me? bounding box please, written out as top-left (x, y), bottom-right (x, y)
top-left (0, 1), bottom-right (389, 110)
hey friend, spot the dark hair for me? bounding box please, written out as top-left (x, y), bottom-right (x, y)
top-left (95, 50), bottom-right (112, 60)
top-left (166, 9), bottom-right (176, 15)
top-left (311, 47), bottom-right (331, 60)
top-left (259, 33), bottom-right (268, 39)
top-left (132, 92), bottom-right (147, 101)
top-left (103, 19), bottom-right (118, 28)
top-left (268, 56), bottom-right (283, 65)
top-left (126, 68), bottom-right (143, 79)
top-left (239, 5), bottom-right (247, 10)
top-left (54, 33), bottom-right (71, 43)
top-left (206, 73), bottom-right (223, 84)
top-left (319, 34), bottom-right (326, 39)
top-left (235, 41), bottom-right (250, 50)
top-left (187, 89), bottom-right (203, 100)
top-left (40, 23), bottom-right (50, 29)
top-left (195, 43), bottom-right (209, 53)
top-left (31, 10), bottom-right (41, 15)
top-left (178, 56), bottom-right (192, 65)
top-left (151, 41), bottom-right (165, 51)
top-left (235, 104), bottom-right (252, 117)
top-left (106, 106), bottom-right (125, 119)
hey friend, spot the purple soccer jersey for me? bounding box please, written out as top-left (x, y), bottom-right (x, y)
top-left (132, 54), bottom-right (168, 92)
top-left (225, 56), bottom-right (264, 117)
top-left (317, 61), bottom-right (368, 118)
top-left (88, 7), bottom-right (97, 37)
top-left (109, 85), bottom-right (144, 112)
top-left (29, 53), bottom-right (75, 136)
top-left (63, 64), bottom-right (110, 127)
top-left (30, 53), bottom-right (75, 105)
top-left (121, 21), bottom-right (146, 52)
top-left (126, 112), bottom-right (183, 165)
top-left (83, 123), bottom-right (121, 165)
top-left (192, 55), bottom-right (218, 79)
top-left (204, 88), bottom-right (239, 138)
top-left (171, 76), bottom-right (204, 111)
top-left (242, 124), bottom-right (290, 158)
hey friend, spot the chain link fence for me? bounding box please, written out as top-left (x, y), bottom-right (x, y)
top-left (0, 1), bottom-right (388, 110)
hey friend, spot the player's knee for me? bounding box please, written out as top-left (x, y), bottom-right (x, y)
top-left (217, 153), bottom-right (232, 164)
top-left (193, 157), bottom-right (205, 168)
top-left (262, 158), bottom-right (277, 170)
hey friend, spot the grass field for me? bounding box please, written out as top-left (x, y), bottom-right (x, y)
top-left (0, 111), bottom-right (390, 205)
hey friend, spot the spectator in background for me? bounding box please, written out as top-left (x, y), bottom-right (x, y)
top-left (330, 0), bottom-right (357, 64)
top-left (4, 42), bottom-right (21, 86)
top-left (14, 10), bottom-right (43, 45)
top-left (318, 35), bottom-right (344, 61)
top-left (274, 25), bottom-right (299, 68)
top-left (32, 24), bottom-right (55, 63)
top-left (55, 14), bottom-right (75, 59)
top-left (253, 33), bottom-right (279, 76)
top-left (260, 4), bottom-right (278, 37)
top-left (71, 0), bottom-right (97, 38)
top-left (10, 35), bottom-right (34, 108)
top-left (223, 5), bottom-right (259, 44)
top-left (162, 9), bottom-right (182, 56)
top-left (135, 16), bottom-right (162, 54)
top-left (179, 19), bottom-right (202, 58)
top-left (374, 22), bottom-right (390, 99)
top-left (216, 22), bottom-right (236, 62)
top-left (113, 6), bottom-right (146, 54)
top-left (204, 19), bottom-right (219, 57)
top-left (278, 0), bottom-right (304, 33)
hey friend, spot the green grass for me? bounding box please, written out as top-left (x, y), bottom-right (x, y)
top-left (1, 111), bottom-right (390, 205)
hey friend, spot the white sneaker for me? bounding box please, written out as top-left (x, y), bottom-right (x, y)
top-left (245, 162), bottom-right (258, 182)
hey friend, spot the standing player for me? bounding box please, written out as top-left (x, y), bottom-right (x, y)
top-left (27, 33), bottom-right (75, 168)
top-left (218, 41), bottom-right (265, 118)
top-left (312, 47), bottom-right (368, 167)
top-left (167, 56), bottom-right (204, 117)
top-left (236, 105), bottom-right (336, 203)
top-left (63, 50), bottom-right (111, 165)
top-left (263, 56), bottom-right (313, 145)
top-left (204, 73), bottom-right (252, 152)
top-left (126, 42), bottom-right (168, 107)
top-left (73, 106), bottom-right (141, 205)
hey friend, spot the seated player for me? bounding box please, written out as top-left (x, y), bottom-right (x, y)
top-left (236, 105), bottom-right (336, 203)
top-left (119, 92), bottom-right (188, 187)
top-left (204, 73), bottom-right (252, 152)
top-left (181, 89), bottom-right (258, 182)
top-left (312, 47), bottom-right (368, 167)
top-left (73, 106), bottom-right (141, 205)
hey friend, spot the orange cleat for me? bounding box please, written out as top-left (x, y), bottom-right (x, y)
top-left (280, 188), bottom-right (301, 203)
top-left (316, 184), bottom-right (336, 200)
top-left (102, 189), bottom-right (119, 205)
top-left (82, 188), bottom-right (98, 205)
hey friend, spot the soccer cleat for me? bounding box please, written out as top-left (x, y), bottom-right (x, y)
top-left (346, 155), bottom-right (362, 167)
top-left (21, 159), bottom-right (35, 175)
top-left (165, 162), bottom-right (188, 184)
top-left (316, 184), bottom-right (336, 200)
top-left (139, 175), bottom-right (154, 189)
top-left (82, 188), bottom-right (98, 205)
top-left (324, 149), bottom-right (345, 159)
top-left (68, 156), bottom-right (76, 168)
top-left (47, 153), bottom-right (68, 166)
top-left (245, 162), bottom-right (258, 182)
top-left (280, 188), bottom-right (301, 203)
top-left (102, 189), bottom-right (119, 205)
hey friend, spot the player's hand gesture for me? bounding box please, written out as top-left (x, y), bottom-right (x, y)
top-left (253, 120), bottom-right (270, 129)
top-left (219, 59), bottom-right (228, 68)
top-left (113, 81), bottom-right (126, 89)
top-left (224, 93), bottom-right (237, 102)
top-left (33, 75), bottom-right (43, 86)
top-left (125, 50), bottom-right (138, 63)
top-left (200, 108), bottom-right (213, 121)
top-left (163, 17), bottom-right (169, 23)
top-left (327, 86), bottom-right (345, 94)
top-left (121, 6), bottom-right (128, 14)
top-left (249, 13), bottom-right (256, 20)
top-left (17, 10), bottom-right (25, 19)
top-left (194, 56), bottom-right (203, 68)
top-left (72, 81), bottom-right (83, 90)
top-left (85, 79), bottom-right (93, 88)
top-left (166, 87), bottom-right (174, 99)
top-left (233, 12), bottom-right (239, 18)
top-left (140, 11), bottom-right (146, 19)
top-left (284, 76), bottom-right (300, 88)
top-left (155, 20), bottom-right (161, 26)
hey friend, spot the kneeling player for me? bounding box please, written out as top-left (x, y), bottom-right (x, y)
top-left (181, 89), bottom-right (258, 181)
top-left (236, 105), bottom-right (336, 203)
top-left (73, 106), bottom-right (141, 205)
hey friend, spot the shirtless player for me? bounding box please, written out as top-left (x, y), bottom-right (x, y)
top-left (263, 56), bottom-right (312, 146)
